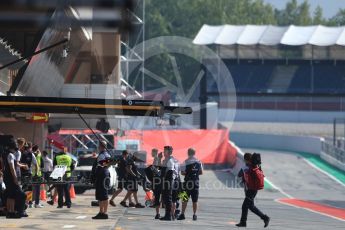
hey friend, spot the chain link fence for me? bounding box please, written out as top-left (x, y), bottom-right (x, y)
top-left (321, 118), bottom-right (345, 164)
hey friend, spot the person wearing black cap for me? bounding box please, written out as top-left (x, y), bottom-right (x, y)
top-left (236, 153), bottom-right (270, 228)
top-left (160, 146), bottom-right (176, 221)
top-left (92, 141), bottom-right (111, 219)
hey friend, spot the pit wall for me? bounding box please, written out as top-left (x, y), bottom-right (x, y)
top-left (219, 109), bottom-right (344, 123)
top-left (230, 132), bottom-right (345, 172)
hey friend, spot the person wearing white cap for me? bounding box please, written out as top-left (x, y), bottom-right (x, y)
top-left (92, 140), bottom-right (112, 219)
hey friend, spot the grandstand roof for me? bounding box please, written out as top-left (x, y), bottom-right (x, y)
top-left (193, 25), bottom-right (345, 46)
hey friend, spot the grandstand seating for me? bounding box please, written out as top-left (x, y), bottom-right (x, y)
top-left (223, 62), bottom-right (345, 94)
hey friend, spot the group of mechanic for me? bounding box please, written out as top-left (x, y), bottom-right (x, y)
top-left (0, 135), bottom-right (74, 218)
top-left (149, 146), bottom-right (203, 221)
top-left (92, 141), bottom-right (203, 221)
top-left (1, 135), bottom-right (269, 227)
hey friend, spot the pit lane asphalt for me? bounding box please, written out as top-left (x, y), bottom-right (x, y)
top-left (1, 161), bottom-right (344, 229)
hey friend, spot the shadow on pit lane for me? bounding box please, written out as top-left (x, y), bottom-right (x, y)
top-left (212, 171), bottom-right (240, 189)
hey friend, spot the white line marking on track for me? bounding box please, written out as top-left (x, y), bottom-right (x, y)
top-left (264, 178), bottom-right (293, 198)
top-left (62, 225), bottom-right (76, 229)
top-left (301, 158), bottom-right (345, 188)
top-left (233, 143), bottom-right (294, 198)
top-left (235, 144), bottom-right (345, 222)
top-left (275, 199), bottom-right (345, 222)
top-left (76, 216), bottom-right (87, 219)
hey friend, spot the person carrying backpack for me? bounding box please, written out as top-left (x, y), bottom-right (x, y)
top-left (236, 153), bottom-right (270, 228)
top-left (178, 148), bottom-right (203, 221)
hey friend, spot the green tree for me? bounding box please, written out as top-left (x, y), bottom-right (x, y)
top-left (275, 0), bottom-right (312, 26)
top-left (313, 5), bottom-right (325, 25)
top-left (328, 9), bottom-right (345, 26)
top-left (296, 0), bottom-right (312, 25)
top-left (275, 0), bottom-right (298, 25)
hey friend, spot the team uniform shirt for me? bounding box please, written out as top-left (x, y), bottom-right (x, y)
top-left (126, 157), bottom-right (139, 179)
top-left (94, 150), bottom-right (111, 201)
top-left (7, 153), bottom-right (16, 172)
top-left (3, 153), bottom-right (17, 188)
top-left (173, 157), bottom-right (181, 183)
top-left (181, 156), bottom-right (203, 185)
top-left (166, 157), bottom-right (174, 178)
top-left (14, 150), bottom-right (21, 178)
top-left (42, 156), bottom-right (54, 173)
top-left (20, 151), bottom-right (37, 175)
top-left (181, 156), bottom-right (203, 203)
top-left (97, 150), bottom-right (111, 164)
top-left (116, 157), bottom-right (128, 179)
top-left (164, 156), bottom-right (179, 181)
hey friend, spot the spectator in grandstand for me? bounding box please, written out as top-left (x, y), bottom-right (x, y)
top-left (178, 148), bottom-right (203, 221)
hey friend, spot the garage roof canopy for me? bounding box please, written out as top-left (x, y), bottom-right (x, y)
top-left (193, 25), bottom-right (345, 46)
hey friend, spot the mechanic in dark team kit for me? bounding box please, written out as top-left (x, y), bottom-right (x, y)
top-left (92, 140), bottom-right (112, 220)
top-left (178, 148), bottom-right (203, 221)
top-left (109, 150), bottom-right (129, 207)
top-left (160, 146), bottom-right (177, 221)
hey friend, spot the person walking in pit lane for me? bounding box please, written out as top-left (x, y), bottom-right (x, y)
top-left (109, 150), bottom-right (129, 207)
top-left (122, 153), bottom-right (145, 208)
top-left (236, 153), bottom-right (270, 228)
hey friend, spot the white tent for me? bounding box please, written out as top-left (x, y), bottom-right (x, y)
top-left (193, 25), bottom-right (345, 60)
top-left (193, 24), bottom-right (345, 46)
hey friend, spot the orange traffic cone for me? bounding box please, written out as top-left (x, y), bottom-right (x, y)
top-left (40, 184), bottom-right (47, 201)
top-left (145, 190), bottom-right (153, 201)
top-left (69, 184), bottom-right (76, 199)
